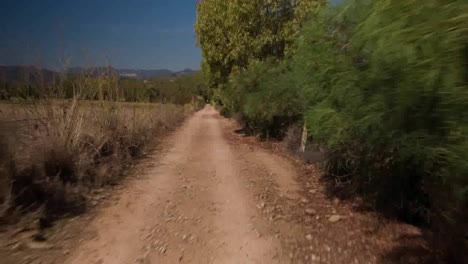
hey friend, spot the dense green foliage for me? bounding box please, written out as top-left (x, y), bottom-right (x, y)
top-left (195, 0), bottom-right (326, 91)
top-left (223, 60), bottom-right (304, 138)
top-left (196, 0), bottom-right (325, 137)
top-left (197, 0), bottom-right (468, 260)
top-left (296, 2), bottom-right (468, 253)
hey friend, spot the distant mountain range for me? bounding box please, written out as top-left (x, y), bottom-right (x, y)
top-left (119, 68), bottom-right (197, 78)
top-left (67, 67), bottom-right (197, 79)
top-left (0, 65), bottom-right (198, 83)
top-left (0, 65), bottom-right (58, 83)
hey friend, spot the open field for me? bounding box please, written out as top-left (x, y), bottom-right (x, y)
top-left (0, 100), bottom-right (195, 224)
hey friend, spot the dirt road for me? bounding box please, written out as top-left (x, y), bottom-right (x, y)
top-left (2, 105), bottom-right (431, 264)
top-left (65, 105), bottom-right (292, 263)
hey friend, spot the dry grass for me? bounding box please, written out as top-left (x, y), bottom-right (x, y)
top-left (0, 99), bottom-right (193, 224)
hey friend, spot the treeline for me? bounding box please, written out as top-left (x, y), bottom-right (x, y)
top-left (196, 0), bottom-right (467, 261)
top-left (0, 70), bottom-right (209, 106)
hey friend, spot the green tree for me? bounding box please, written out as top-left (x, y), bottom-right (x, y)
top-left (195, 0), bottom-right (326, 90)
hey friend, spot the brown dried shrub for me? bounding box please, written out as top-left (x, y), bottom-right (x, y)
top-left (0, 99), bottom-right (191, 224)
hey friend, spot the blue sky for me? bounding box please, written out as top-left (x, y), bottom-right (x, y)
top-left (0, 0), bottom-right (201, 71)
top-left (0, 0), bottom-right (342, 71)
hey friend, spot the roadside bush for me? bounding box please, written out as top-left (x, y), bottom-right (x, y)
top-left (224, 60), bottom-right (303, 139)
top-left (292, 0), bottom-right (468, 260)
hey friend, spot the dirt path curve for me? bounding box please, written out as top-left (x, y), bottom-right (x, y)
top-left (65, 105), bottom-right (291, 264)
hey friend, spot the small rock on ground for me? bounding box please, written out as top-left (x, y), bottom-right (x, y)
top-left (328, 215), bottom-right (342, 223)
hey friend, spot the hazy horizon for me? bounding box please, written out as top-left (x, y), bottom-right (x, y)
top-left (0, 63), bottom-right (197, 72)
